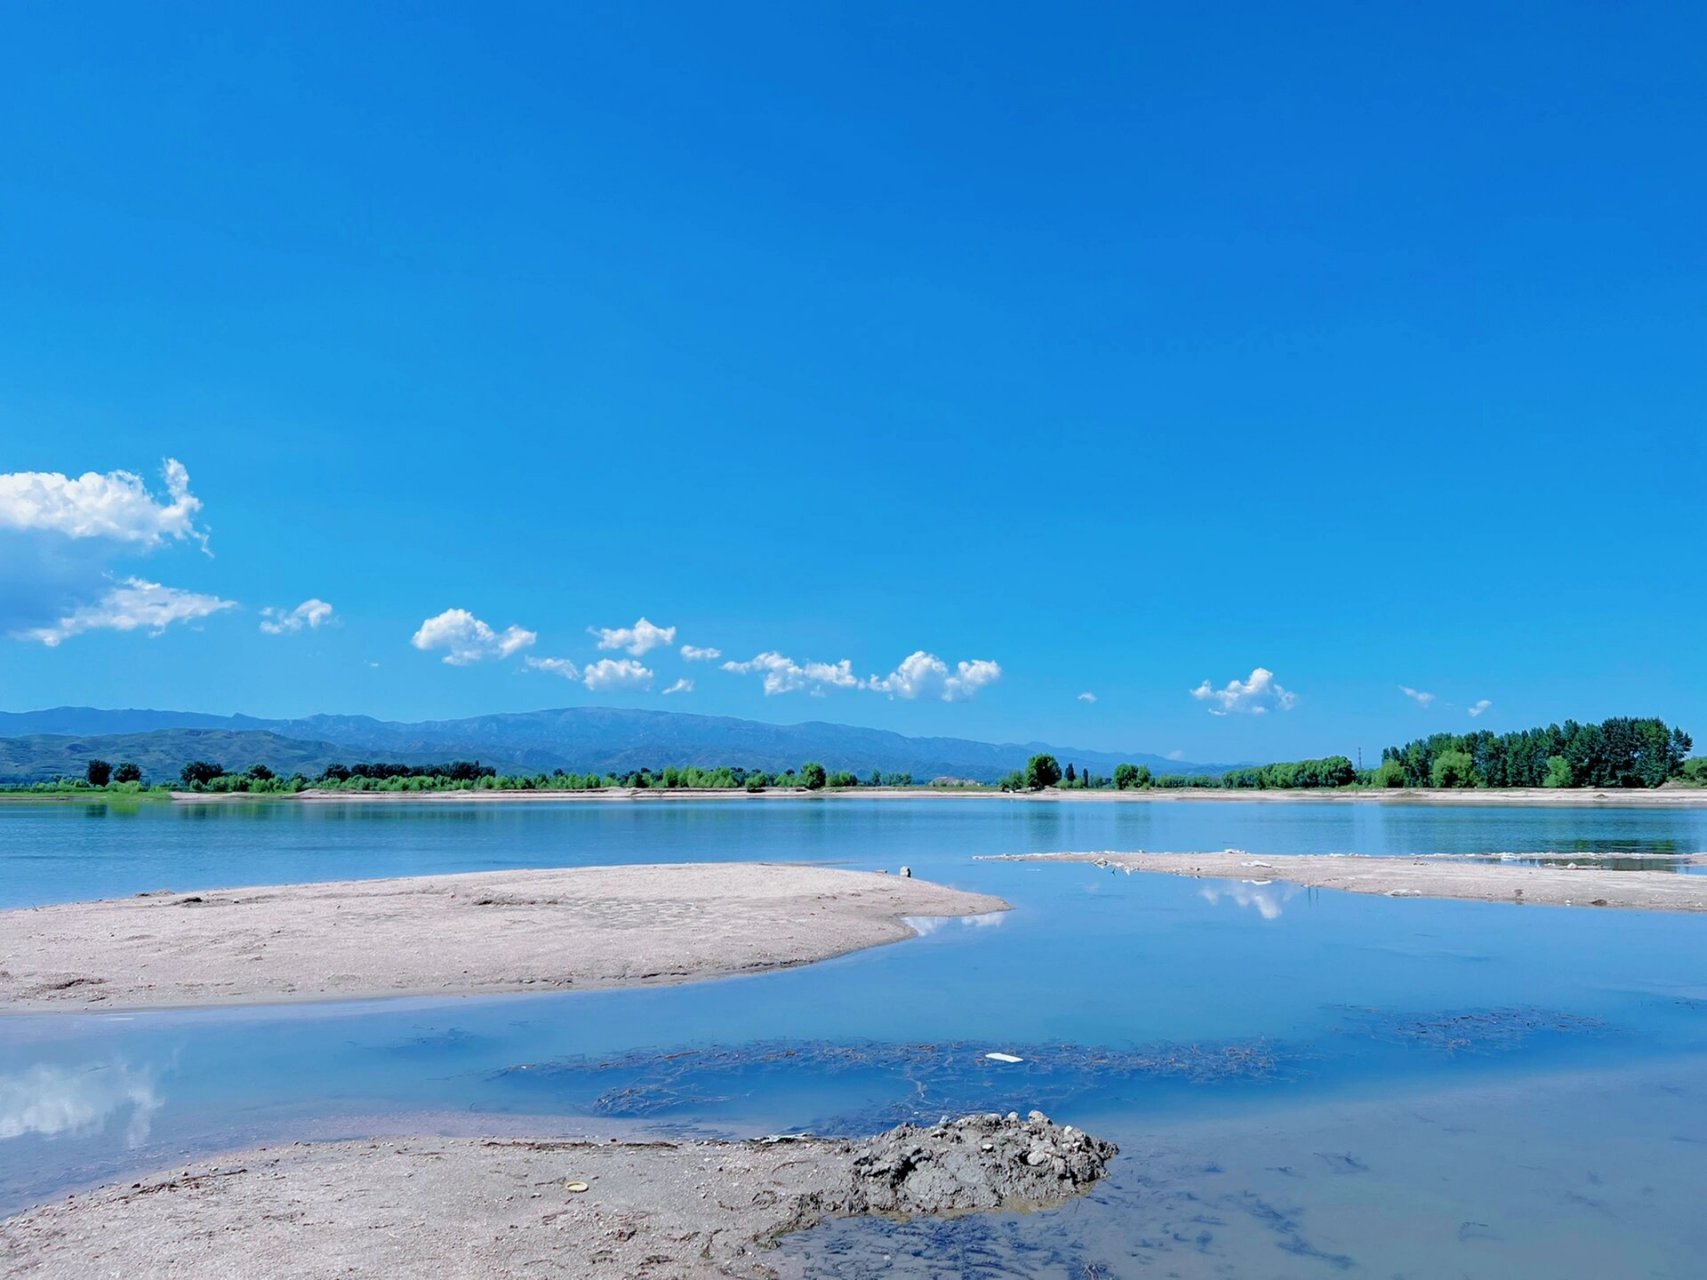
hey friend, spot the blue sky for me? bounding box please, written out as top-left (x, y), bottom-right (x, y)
top-left (1, 2), bottom-right (1702, 764)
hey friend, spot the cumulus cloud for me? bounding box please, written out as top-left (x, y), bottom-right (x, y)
top-left (1399, 685), bottom-right (1436, 708)
top-left (663, 677), bottom-right (693, 695)
top-left (869, 652), bottom-right (1002, 702)
top-left (0, 458), bottom-right (230, 645)
top-left (16, 576), bottom-right (235, 647)
top-left (259, 598), bottom-right (334, 635)
top-left (1077, 691), bottom-right (1097, 703)
top-left (722, 651), bottom-right (862, 696)
top-left (680, 644), bottom-right (722, 661)
top-left (721, 649), bottom-right (1002, 701)
top-left (1190, 667), bottom-right (1297, 716)
top-left (591, 617), bottom-right (676, 657)
top-left (524, 656), bottom-right (581, 680)
top-left (410, 608), bottom-right (537, 665)
top-left (0, 458), bottom-right (207, 549)
top-left (583, 657), bottom-right (654, 691)
top-left (1468, 699), bottom-right (1493, 718)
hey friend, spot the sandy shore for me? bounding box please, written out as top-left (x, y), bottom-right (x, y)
top-left (0, 864), bottom-right (1007, 1012)
top-left (0, 1113), bottom-right (1114, 1280)
top-left (987, 851), bottom-right (1707, 912)
top-left (155, 785), bottom-right (1707, 807)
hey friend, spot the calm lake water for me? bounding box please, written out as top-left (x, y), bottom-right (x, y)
top-left (4, 797), bottom-right (1707, 1276)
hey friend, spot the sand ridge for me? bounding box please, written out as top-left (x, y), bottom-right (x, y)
top-left (0, 863), bottom-right (1008, 1012)
top-left (0, 1114), bottom-right (1115, 1280)
top-left (984, 850), bottom-right (1707, 912)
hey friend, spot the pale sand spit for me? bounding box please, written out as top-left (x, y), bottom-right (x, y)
top-left (984, 850), bottom-right (1707, 912)
top-left (1, 863), bottom-right (1008, 1012)
top-left (0, 1114), bottom-right (1114, 1280)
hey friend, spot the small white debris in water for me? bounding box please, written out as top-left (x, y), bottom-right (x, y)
top-left (985, 1052), bottom-right (1024, 1064)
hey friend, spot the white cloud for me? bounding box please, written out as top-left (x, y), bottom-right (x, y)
top-left (0, 458), bottom-right (207, 549)
top-left (16, 576), bottom-right (234, 646)
top-left (680, 644), bottom-right (722, 661)
top-left (869, 651), bottom-right (1002, 702)
top-left (0, 458), bottom-right (228, 646)
top-left (663, 677), bottom-right (693, 695)
top-left (721, 648), bottom-right (1002, 701)
top-left (590, 617), bottom-right (676, 657)
top-left (259, 598), bottom-right (334, 635)
top-left (1166, 749), bottom-right (1187, 761)
top-left (0, 1061), bottom-right (163, 1148)
top-left (410, 608), bottom-right (537, 666)
top-left (1190, 667), bottom-right (1297, 716)
top-left (1468, 699), bottom-right (1493, 718)
top-left (722, 651), bottom-right (862, 696)
top-left (583, 657), bottom-right (653, 691)
top-left (1399, 685), bottom-right (1436, 708)
top-left (524, 656), bottom-right (581, 680)
top-left (1077, 691), bottom-right (1097, 703)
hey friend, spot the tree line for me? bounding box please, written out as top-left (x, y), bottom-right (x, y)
top-left (1378, 718), bottom-right (1693, 789)
top-left (15, 717), bottom-right (1700, 796)
top-left (994, 718), bottom-right (1695, 794)
top-left (166, 759), bottom-right (915, 794)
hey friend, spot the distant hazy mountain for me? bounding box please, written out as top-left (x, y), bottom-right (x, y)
top-left (0, 705), bottom-right (1232, 784)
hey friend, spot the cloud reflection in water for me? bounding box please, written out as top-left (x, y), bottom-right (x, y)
top-left (1198, 879), bottom-right (1299, 921)
top-left (904, 911), bottom-right (1008, 936)
top-left (0, 1061), bottom-right (163, 1148)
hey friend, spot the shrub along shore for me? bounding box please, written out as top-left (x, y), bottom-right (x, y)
top-left (3, 716), bottom-right (1699, 797)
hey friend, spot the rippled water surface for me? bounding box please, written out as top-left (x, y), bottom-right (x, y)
top-left (4, 797), bottom-right (1706, 1275)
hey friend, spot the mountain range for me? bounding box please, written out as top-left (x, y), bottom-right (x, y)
top-left (0, 706), bottom-right (1232, 785)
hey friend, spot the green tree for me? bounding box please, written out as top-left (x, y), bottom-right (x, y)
top-left (246, 763), bottom-right (276, 782)
top-left (180, 760), bottom-right (225, 788)
top-left (1373, 759), bottom-right (1406, 788)
top-left (1064, 762), bottom-right (1077, 785)
top-left (868, 769), bottom-right (882, 787)
top-left (1024, 753), bottom-right (1061, 790)
top-left (1430, 749), bottom-right (1475, 789)
top-left (826, 770), bottom-right (858, 788)
top-left (1543, 755), bottom-right (1573, 788)
top-left (85, 759), bottom-right (112, 787)
top-left (1113, 762), bottom-right (1152, 790)
top-left (801, 761), bottom-right (828, 790)
top-left (113, 761), bottom-right (142, 784)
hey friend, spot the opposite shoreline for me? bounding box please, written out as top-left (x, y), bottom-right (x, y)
top-left (135, 785), bottom-right (1707, 807)
top-left (0, 863), bottom-right (1008, 1013)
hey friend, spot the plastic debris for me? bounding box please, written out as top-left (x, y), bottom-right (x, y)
top-left (984, 1052), bottom-right (1024, 1064)
top-left (564, 1180), bottom-right (589, 1193)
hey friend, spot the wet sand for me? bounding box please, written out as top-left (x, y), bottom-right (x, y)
top-left (985, 851), bottom-right (1707, 912)
top-left (0, 863), bottom-right (1007, 1012)
top-left (0, 1114), bottom-right (1114, 1280)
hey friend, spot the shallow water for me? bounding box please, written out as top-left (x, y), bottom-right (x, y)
top-left (3, 797), bottom-right (1706, 1275)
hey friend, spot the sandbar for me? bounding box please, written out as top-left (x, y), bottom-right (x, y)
top-left (985, 851), bottom-right (1707, 912)
top-left (0, 863), bottom-right (1007, 1012)
top-left (0, 1113), bottom-right (1114, 1280)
